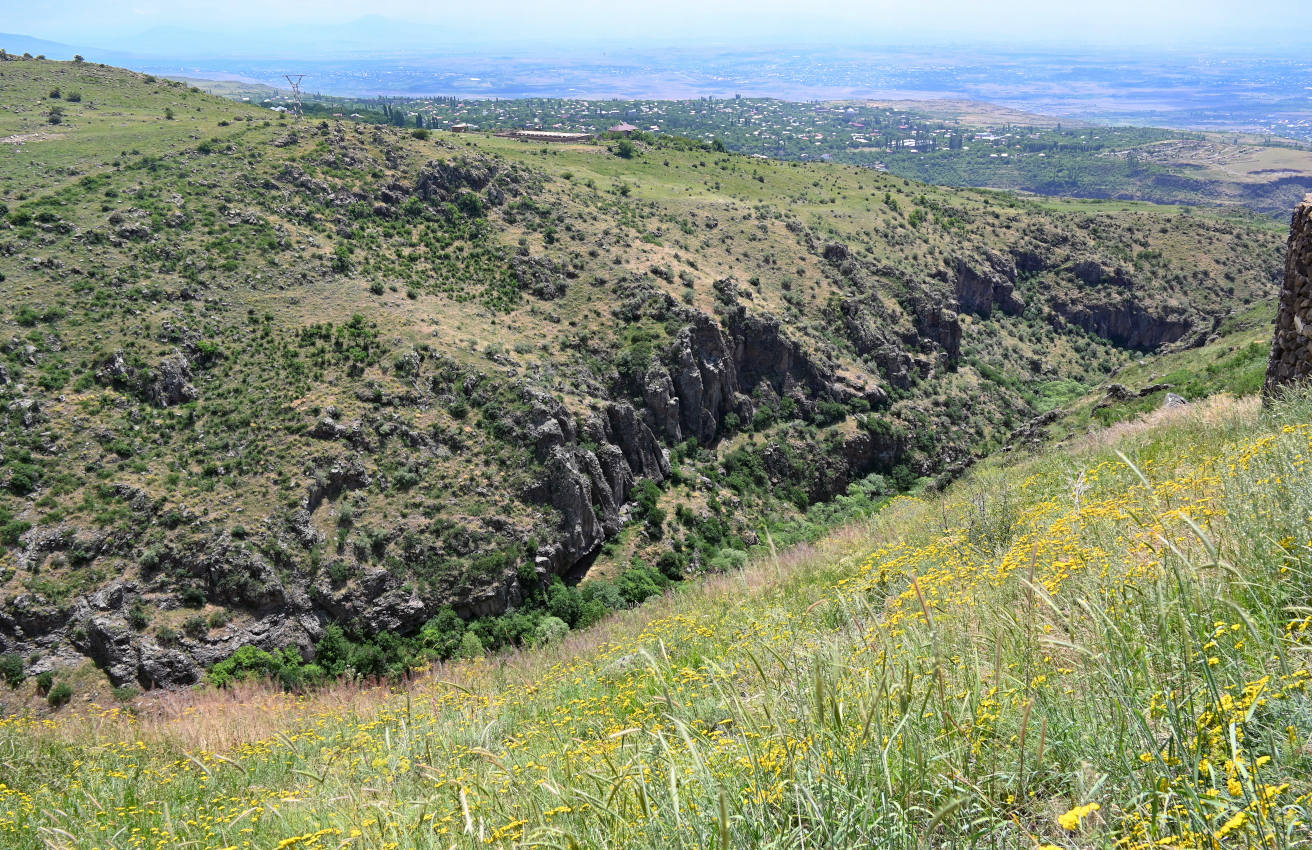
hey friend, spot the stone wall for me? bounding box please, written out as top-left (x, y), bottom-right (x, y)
top-left (1265, 196), bottom-right (1312, 394)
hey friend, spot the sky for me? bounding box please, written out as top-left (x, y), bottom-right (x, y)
top-left (5, 0), bottom-right (1312, 50)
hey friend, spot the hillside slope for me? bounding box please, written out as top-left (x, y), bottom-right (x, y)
top-left (0, 58), bottom-right (1287, 687)
top-left (2, 389), bottom-right (1310, 848)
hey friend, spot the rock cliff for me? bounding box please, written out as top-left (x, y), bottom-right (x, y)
top-left (1265, 196), bottom-right (1312, 394)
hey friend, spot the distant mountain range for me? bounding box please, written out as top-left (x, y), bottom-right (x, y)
top-left (2, 17), bottom-right (532, 62)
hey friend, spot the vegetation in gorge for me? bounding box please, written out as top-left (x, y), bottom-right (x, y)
top-left (2, 390), bottom-right (1311, 847)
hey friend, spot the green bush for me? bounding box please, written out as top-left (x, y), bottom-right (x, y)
top-left (547, 581), bottom-right (583, 627)
top-left (533, 616), bottom-right (569, 646)
top-left (0, 654), bottom-right (24, 687)
top-left (418, 608), bottom-right (466, 660)
top-left (456, 630), bottom-right (484, 659)
top-left (1, 519), bottom-right (32, 546)
top-left (46, 682), bottom-right (73, 708)
top-left (209, 645), bottom-right (310, 689)
top-left (112, 685), bottom-right (140, 702)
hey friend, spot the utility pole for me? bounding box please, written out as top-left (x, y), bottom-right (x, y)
top-left (284, 74), bottom-right (305, 122)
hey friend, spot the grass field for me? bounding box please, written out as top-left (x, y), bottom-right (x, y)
top-left (3, 388), bottom-right (1311, 848)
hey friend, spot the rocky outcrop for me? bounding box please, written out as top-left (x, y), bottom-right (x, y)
top-left (514, 255), bottom-right (573, 300)
top-left (146, 351), bottom-right (198, 408)
top-left (1050, 299), bottom-right (1191, 352)
top-left (1265, 196), bottom-right (1312, 394)
top-left (669, 315), bottom-right (743, 444)
top-left (94, 348), bottom-right (199, 407)
top-left (413, 154), bottom-right (534, 208)
top-left (954, 251), bottom-right (1026, 317)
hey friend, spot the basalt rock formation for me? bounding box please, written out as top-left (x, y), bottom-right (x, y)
top-left (1265, 196), bottom-right (1312, 394)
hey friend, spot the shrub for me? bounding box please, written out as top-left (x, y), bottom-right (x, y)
top-left (546, 581), bottom-right (583, 627)
top-left (617, 564), bottom-right (667, 606)
top-left (209, 645), bottom-right (308, 688)
top-left (581, 579), bottom-right (625, 612)
top-left (455, 192), bottom-right (485, 219)
top-left (1, 519), bottom-right (31, 545)
top-left (127, 601), bottom-right (149, 630)
top-left (180, 586), bottom-right (206, 608)
top-left (8, 463), bottom-right (40, 495)
top-left (35, 671), bottom-right (53, 695)
top-left (418, 607), bottom-right (466, 660)
top-left (0, 653), bottom-right (23, 687)
top-left (181, 615), bottom-right (208, 639)
top-left (112, 685), bottom-right (139, 702)
top-left (533, 616), bottom-right (569, 646)
top-left (456, 630), bottom-right (484, 659)
top-left (46, 682), bottom-right (73, 708)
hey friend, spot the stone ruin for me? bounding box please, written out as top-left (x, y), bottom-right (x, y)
top-left (1265, 195), bottom-right (1312, 395)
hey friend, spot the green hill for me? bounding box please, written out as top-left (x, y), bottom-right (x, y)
top-left (0, 57), bottom-right (1288, 694)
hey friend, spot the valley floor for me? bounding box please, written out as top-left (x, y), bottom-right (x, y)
top-left (3, 391), bottom-right (1312, 848)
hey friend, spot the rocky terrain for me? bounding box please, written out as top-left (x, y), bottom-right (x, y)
top-left (0, 58), bottom-right (1288, 690)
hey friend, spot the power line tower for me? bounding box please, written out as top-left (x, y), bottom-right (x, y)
top-left (284, 74), bottom-right (305, 121)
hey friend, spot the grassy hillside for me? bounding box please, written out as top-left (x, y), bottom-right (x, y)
top-left (2, 390), bottom-right (1311, 847)
top-left (275, 90), bottom-right (1312, 218)
top-left (0, 57), bottom-right (1289, 691)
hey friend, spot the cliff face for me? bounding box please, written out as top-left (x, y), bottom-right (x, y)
top-left (1265, 196), bottom-right (1312, 394)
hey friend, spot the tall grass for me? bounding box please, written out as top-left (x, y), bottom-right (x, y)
top-left (2, 393), bottom-right (1311, 848)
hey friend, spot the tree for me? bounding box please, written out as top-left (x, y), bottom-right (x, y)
top-left (419, 607), bottom-right (466, 659)
top-left (615, 139), bottom-right (635, 159)
top-left (164, 107), bottom-right (174, 120)
top-left (546, 580), bottom-right (583, 627)
top-left (456, 630), bottom-right (484, 659)
top-left (73, 54), bottom-right (84, 63)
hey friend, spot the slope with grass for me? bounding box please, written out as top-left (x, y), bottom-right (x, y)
top-left (0, 57), bottom-right (1289, 690)
top-left (2, 390), bottom-right (1311, 848)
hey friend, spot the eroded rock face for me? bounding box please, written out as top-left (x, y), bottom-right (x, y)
top-left (954, 251), bottom-right (1026, 317)
top-left (1265, 196), bottom-right (1312, 394)
top-left (1051, 299), bottom-right (1191, 351)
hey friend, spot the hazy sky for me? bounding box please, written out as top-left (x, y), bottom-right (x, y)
top-left (7, 0), bottom-right (1312, 48)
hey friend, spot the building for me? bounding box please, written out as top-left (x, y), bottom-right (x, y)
top-left (609, 122), bottom-right (638, 136)
top-left (495, 130), bottom-right (593, 143)
top-left (450, 122), bottom-right (471, 133)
